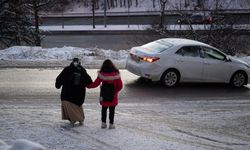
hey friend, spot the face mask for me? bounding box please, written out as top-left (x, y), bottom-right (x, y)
top-left (73, 62), bottom-right (79, 67)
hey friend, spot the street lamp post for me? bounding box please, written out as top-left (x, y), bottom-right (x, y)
top-left (61, 3), bottom-right (64, 29)
top-left (127, 0), bottom-right (130, 28)
top-left (92, 0), bottom-right (95, 29)
top-left (104, 0), bottom-right (107, 28)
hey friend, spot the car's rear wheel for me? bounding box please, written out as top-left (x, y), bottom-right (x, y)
top-left (161, 69), bottom-right (180, 87)
top-left (230, 71), bottom-right (247, 88)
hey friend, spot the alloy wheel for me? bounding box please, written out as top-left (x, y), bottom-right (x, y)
top-left (163, 71), bottom-right (179, 87)
top-left (232, 72), bottom-right (246, 87)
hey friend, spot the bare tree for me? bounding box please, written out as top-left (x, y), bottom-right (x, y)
top-left (30, 0), bottom-right (52, 46)
top-left (120, 0), bottom-right (122, 7)
top-left (149, 0), bottom-right (246, 55)
top-left (0, 0), bottom-right (36, 47)
top-left (152, 0), bottom-right (156, 8)
top-left (196, 0), bottom-right (204, 9)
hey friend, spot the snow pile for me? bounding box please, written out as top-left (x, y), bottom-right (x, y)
top-left (0, 46), bottom-right (128, 61)
top-left (0, 139), bottom-right (46, 150)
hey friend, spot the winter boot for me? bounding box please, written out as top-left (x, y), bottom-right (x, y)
top-left (79, 121), bottom-right (83, 126)
top-left (109, 124), bottom-right (115, 129)
top-left (101, 122), bottom-right (107, 129)
top-left (70, 121), bottom-right (76, 127)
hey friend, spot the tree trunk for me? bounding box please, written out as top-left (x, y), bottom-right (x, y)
top-left (115, 0), bottom-right (118, 7)
top-left (120, 0), bottom-right (122, 7)
top-left (107, 0), bottom-right (110, 9)
top-left (33, 0), bottom-right (41, 46)
top-left (14, 0), bottom-right (21, 45)
top-left (197, 0), bottom-right (204, 8)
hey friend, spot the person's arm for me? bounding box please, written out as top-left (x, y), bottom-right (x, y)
top-left (55, 68), bottom-right (66, 89)
top-left (116, 78), bottom-right (123, 92)
top-left (86, 77), bottom-right (101, 88)
top-left (80, 67), bottom-right (93, 86)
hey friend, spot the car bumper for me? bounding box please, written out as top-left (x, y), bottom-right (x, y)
top-left (125, 59), bottom-right (163, 81)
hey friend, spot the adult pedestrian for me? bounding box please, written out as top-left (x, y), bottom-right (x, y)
top-left (55, 58), bottom-right (92, 126)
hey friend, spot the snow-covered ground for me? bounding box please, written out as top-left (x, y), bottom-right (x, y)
top-left (0, 94), bottom-right (249, 150)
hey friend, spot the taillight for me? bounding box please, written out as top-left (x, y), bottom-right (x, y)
top-left (208, 16), bottom-right (212, 23)
top-left (130, 53), bottom-right (159, 63)
top-left (141, 57), bottom-right (160, 63)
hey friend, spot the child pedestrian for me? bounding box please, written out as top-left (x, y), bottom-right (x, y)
top-left (88, 59), bottom-right (123, 129)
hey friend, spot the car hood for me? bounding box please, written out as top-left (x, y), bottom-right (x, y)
top-left (230, 56), bottom-right (249, 66)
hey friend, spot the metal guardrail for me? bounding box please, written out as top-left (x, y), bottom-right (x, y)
top-left (40, 9), bottom-right (250, 17)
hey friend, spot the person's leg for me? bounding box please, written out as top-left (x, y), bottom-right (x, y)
top-left (79, 106), bottom-right (85, 125)
top-left (101, 106), bottom-right (108, 128)
top-left (109, 106), bottom-right (116, 129)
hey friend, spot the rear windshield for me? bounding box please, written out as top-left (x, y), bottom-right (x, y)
top-left (141, 40), bottom-right (173, 53)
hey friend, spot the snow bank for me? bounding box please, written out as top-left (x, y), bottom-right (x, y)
top-left (0, 46), bottom-right (128, 61)
top-left (0, 139), bottom-right (46, 150)
top-left (0, 46), bottom-right (129, 68)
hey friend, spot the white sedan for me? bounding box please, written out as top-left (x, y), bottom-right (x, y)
top-left (126, 38), bottom-right (250, 87)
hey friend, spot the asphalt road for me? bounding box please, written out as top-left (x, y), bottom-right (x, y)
top-left (41, 14), bottom-right (250, 26)
top-left (1, 68), bottom-right (250, 102)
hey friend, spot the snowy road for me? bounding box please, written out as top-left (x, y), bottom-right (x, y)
top-left (0, 69), bottom-right (250, 150)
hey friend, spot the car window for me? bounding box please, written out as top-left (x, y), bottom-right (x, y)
top-left (176, 46), bottom-right (201, 57)
top-left (201, 47), bottom-right (225, 60)
top-left (141, 40), bottom-right (173, 53)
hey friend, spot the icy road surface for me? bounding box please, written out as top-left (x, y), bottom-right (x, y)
top-left (0, 69), bottom-right (250, 150)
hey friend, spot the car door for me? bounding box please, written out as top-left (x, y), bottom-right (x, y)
top-left (201, 47), bottom-right (232, 82)
top-left (175, 46), bottom-right (203, 81)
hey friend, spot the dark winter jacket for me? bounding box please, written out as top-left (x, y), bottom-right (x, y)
top-left (55, 63), bottom-right (92, 106)
top-left (87, 71), bottom-right (123, 107)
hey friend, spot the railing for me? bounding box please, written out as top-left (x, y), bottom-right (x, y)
top-left (40, 9), bottom-right (250, 17)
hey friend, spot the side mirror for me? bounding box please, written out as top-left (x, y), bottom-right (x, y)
top-left (225, 56), bottom-right (231, 62)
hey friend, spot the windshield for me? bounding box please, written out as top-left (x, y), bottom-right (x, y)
top-left (141, 40), bottom-right (173, 53)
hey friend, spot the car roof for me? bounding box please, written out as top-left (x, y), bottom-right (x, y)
top-left (158, 38), bottom-right (212, 48)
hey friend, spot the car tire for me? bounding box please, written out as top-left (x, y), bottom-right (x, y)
top-left (161, 69), bottom-right (180, 87)
top-left (230, 71), bottom-right (247, 88)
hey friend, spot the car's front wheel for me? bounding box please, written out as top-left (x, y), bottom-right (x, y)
top-left (161, 69), bottom-right (180, 87)
top-left (230, 71), bottom-right (247, 88)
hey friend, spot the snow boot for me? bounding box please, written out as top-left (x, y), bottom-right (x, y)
top-left (101, 122), bottom-right (107, 129)
top-left (109, 124), bottom-right (115, 129)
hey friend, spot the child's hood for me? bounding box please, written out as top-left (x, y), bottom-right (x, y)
top-left (98, 71), bottom-right (120, 82)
